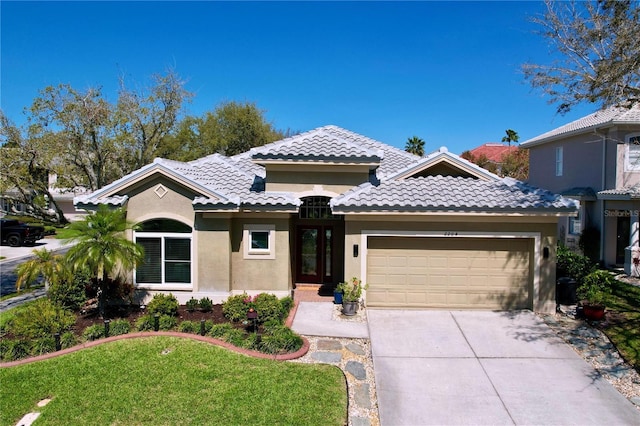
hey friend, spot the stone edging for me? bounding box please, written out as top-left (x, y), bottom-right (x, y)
top-left (0, 301), bottom-right (308, 368)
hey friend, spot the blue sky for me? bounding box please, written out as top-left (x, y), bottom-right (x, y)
top-left (2, 1), bottom-right (596, 154)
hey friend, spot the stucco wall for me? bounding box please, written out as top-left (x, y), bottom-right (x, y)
top-left (265, 165), bottom-right (370, 195)
top-left (230, 216), bottom-right (292, 294)
top-left (343, 216), bottom-right (558, 313)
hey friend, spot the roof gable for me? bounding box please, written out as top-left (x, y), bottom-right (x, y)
top-left (389, 147), bottom-right (500, 182)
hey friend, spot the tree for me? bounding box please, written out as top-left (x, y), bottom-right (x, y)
top-left (500, 148), bottom-right (529, 180)
top-left (405, 136), bottom-right (425, 156)
top-left (115, 70), bottom-right (192, 171)
top-left (501, 129), bottom-right (519, 147)
top-left (523, 0), bottom-right (640, 114)
top-left (161, 101), bottom-right (286, 160)
top-left (15, 248), bottom-right (66, 291)
top-left (59, 206), bottom-right (143, 317)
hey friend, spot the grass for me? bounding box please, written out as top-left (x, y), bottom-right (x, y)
top-left (602, 279), bottom-right (640, 372)
top-left (0, 336), bottom-right (347, 426)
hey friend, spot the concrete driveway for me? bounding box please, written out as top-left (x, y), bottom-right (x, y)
top-left (368, 310), bottom-right (640, 425)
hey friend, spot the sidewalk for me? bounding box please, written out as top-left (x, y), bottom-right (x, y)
top-left (0, 238), bottom-right (69, 263)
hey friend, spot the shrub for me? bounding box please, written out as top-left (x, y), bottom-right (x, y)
top-left (8, 298), bottom-right (76, 339)
top-left (259, 326), bottom-right (303, 354)
top-left (135, 314), bottom-right (155, 332)
top-left (146, 293), bottom-right (179, 317)
top-left (60, 331), bottom-right (77, 349)
top-left (48, 270), bottom-right (89, 311)
top-left (253, 293), bottom-right (282, 323)
top-left (202, 319), bottom-right (213, 335)
top-left (222, 328), bottom-right (246, 347)
top-left (209, 323), bottom-right (234, 338)
top-left (577, 270), bottom-right (615, 305)
top-left (159, 315), bottom-right (177, 331)
top-left (280, 296), bottom-right (294, 319)
top-left (2, 339), bottom-right (30, 361)
top-left (222, 293), bottom-right (251, 322)
top-left (31, 337), bottom-right (56, 356)
top-left (556, 245), bottom-right (596, 284)
top-left (243, 332), bottom-right (261, 351)
top-left (185, 297), bottom-right (199, 312)
top-left (178, 320), bottom-right (198, 334)
top-left (83, 324), bottom-right (105, 341)
top-left (198, 297), bottom-right (213, 312)
top-left (108, 319), bottom-right (131, 336)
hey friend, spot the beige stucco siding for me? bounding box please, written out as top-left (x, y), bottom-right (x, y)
top-left (343, 216), bottom-right (558, 313)
top-left (195, 216), bottom-right (231, 292)
top-left (230, 217), bottom-right (292, 293)
top-left (126, 177), bottom-right (197, 227)
top-left (266, 168), bottom-right (369, 194)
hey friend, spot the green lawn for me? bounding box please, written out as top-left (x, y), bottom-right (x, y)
top-left (603, 279), bottom-right (640, 372)
top-left (0, 336), bottom-right (347, 426)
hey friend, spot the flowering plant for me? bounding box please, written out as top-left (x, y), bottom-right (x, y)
top-left (337, 277), bottom-right (368, 302)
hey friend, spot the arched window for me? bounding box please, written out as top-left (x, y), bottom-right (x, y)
top-left (299, 196), bottom-right (340, 219)
top-left (134, 219), bottom-right (192, 287)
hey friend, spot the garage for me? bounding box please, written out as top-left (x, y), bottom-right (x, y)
top-left (366, 236), bottom-right (533, 310)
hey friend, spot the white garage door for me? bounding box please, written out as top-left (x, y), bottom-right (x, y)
top-left (366, 237), bottom-right (532, 310)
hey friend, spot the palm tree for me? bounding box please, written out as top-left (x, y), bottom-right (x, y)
top-left (405, 136), bottom-right (426, 156)
top-left (501, 129), bottom-right (519, 147)
top-left (59, 205), bottom-right (144, 317)
top-left (15, 248), bottom-right (65, 291)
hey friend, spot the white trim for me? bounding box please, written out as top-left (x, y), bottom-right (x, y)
top-left (134, 230), bottom-right (194, 289)
top-left (359, 230), bottom-right (541, 309)
top-left (624, 133), bottom-right (640, 172)
top-left (243, 224), bottom-right (276, 259)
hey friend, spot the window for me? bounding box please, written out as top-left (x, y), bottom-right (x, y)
top-left (299, 196), bottom-right (340, 219)
top-left (134, 219), bottom-right (192, 287)
top-left (244, 224), bottom-right (275, 259)
top-left (569, 209), bottom-right (581, 235)
top-left (555, 147), bottom-right (563, 177)
top-left (625, 134), bottom-right (640, 171)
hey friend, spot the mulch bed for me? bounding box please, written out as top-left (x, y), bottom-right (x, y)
top-left (74, 304), bottom-right (263, 336)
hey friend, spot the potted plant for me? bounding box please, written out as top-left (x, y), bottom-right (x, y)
top-left (333, 287), bottom-right (343, 304)
top-left (337, 277), bottom-right (367, 316)
top-left (577, 270), bottom-right (614, 321)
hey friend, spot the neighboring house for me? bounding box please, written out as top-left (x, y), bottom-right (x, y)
top-left (463, 143), bottom-right (518, 174)
top-left (521, 106), bottom-right (640, 273)
top-left (75, 125), bottom-right (577, 313)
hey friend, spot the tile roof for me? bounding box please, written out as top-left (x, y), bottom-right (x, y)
top-left (467, 143), bottom-right (518, 163)
top-left (331, 176), bottom-right (578, 213)
top-left (598, 184), bottom-right (640, 199)
top-left (522, 105), bottom-right (640, 147)
top-left (76, 125), bottom-right (575, 216)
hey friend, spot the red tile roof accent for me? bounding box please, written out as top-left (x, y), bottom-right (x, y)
top-left (468, 143), bottom-right (518, 163)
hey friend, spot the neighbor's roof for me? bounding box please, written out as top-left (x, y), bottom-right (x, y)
top-left (467, 143), bottom-right (518, 163)
top-left (331, 175), bottom-right (578, 214)
top-left (521, 105), bottom-right (640, 147)
top-left (598, 184), bottom-right (640, 200)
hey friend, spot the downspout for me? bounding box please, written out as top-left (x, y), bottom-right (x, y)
top-left (600, 130), bottom-right (606, 264)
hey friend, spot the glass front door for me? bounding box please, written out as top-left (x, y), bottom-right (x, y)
top-left (296, 225), bottom-right (333, 284)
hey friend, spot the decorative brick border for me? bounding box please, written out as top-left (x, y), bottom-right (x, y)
top-left (0, 301), bottom-right (308, 368)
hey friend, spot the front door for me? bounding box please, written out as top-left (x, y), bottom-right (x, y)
top-left (616, 214), bottom-right (631, 265)
top-left (296, 225), bottom-right (334, 284)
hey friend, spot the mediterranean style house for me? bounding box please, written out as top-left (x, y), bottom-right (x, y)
top-left (75, 125), bottom-right (577, 313)
top-left (522, 106), bottom-right (640, 274)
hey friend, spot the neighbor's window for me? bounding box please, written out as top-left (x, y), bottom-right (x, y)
top-left (625, 134), bottom-right (640, 171)
top-left (244, 224), bottom-right (275, 259)
top-left (569, 209), bottom-right (581, 235)
top-left (134, 219), bottom-right (192, 287)
top-left (555, 146), bottom-right (563, 177)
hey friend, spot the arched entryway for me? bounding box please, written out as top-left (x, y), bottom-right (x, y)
top-left (294, 196), bottom-right (344, 286)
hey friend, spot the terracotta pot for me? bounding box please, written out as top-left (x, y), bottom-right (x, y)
top-left (341, 301), bottom-right (358, 316)
top-left (583, 304), bottom-right (606, 321)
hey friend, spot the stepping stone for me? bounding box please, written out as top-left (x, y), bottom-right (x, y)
top-left (351, 417), bottom-right (370, 426)
top-left (311, 351), bottom-right (342, 364)
top-left (346, 360), bottom-right (366, 380)
top-left (353, 383), bottom-right (371, 409)
top-left (346, 343), bottom-right (365, 356)
top-left (316, 339), bottom-right (343, 351)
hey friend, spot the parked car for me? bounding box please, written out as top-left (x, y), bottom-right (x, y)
top-left (0, 219), bottom-right (45, 247)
